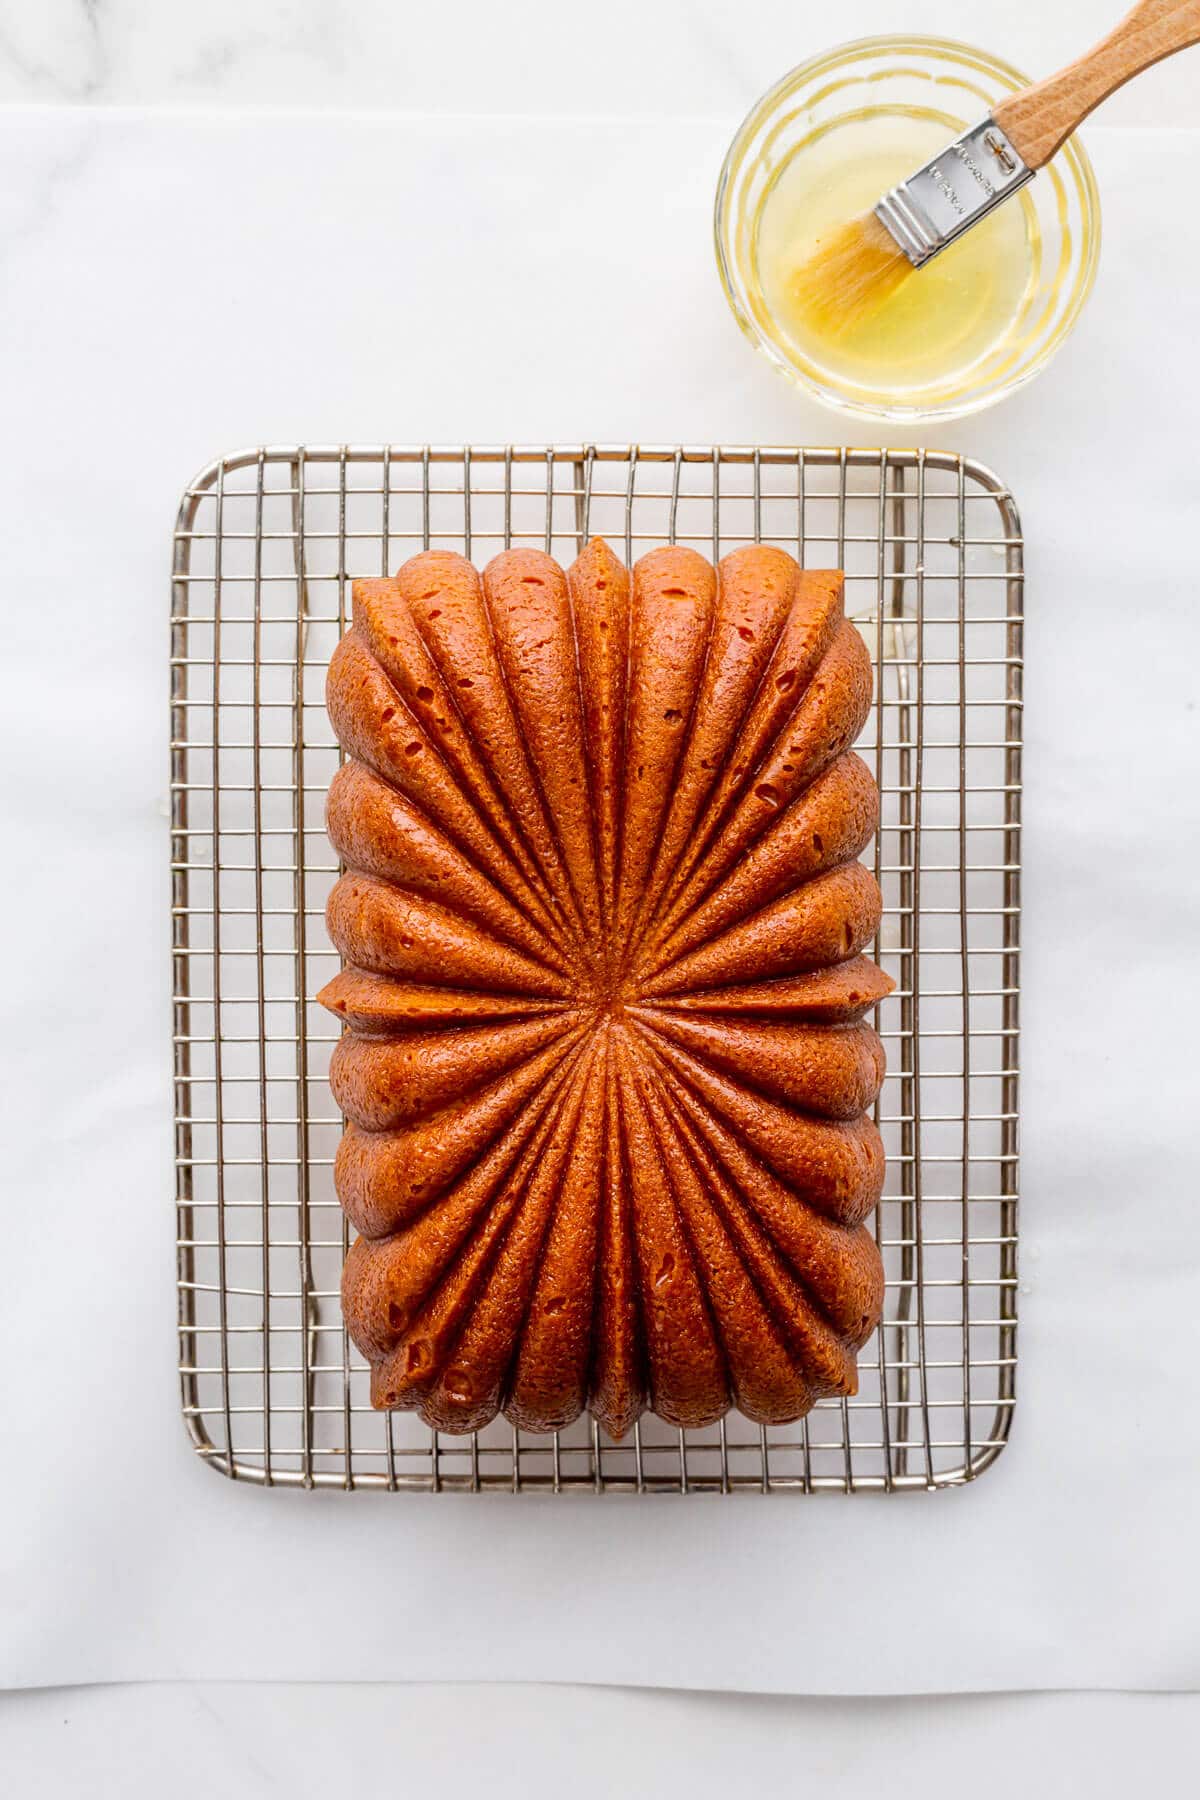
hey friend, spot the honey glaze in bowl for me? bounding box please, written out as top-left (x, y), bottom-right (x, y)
top-left (715, 36), bottom-right (1100, 421)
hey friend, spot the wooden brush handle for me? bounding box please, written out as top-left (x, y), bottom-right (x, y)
top-left (993, 0), bottom-right (1200, 168)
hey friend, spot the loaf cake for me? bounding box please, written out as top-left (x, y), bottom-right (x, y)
top-left (320, 538), bottom-right (893, 1437)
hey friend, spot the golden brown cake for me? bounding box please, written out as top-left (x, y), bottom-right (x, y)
top-left (320, 538), bottom-right (893, 1437)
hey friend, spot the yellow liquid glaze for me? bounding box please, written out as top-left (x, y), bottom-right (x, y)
top-left (754, 111), bottom-right (1040, 399)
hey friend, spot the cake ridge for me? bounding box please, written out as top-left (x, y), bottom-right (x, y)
top-left (652, 1076), bottom-right (861, 1393)
top-left (418, 1033), bottom-right (606, 1433)
top-left (630, 543), bottom-right (801, 949)
top-left (643, 749), bottom-right (879, 970)
top-left (610, 1025), bottom-right (730, 1429)
top-left (365, 1042), bottom-right (592, 1414)
top-left (481, 549), bottom-right (606, 977)
top-left (654, 618), bottom-right (874, 941)
top-left (346, 1029), bottom-right (593, 1351)
top-left (650, 567), bottom-right (847, 925)
top-left (334, 1024), bottom-right (591, 1240)
top-left (567, 538), bottom-right (629, 946)
top-left (327, 626), bottom-right (569, 956)
top-left (325, 758), bottom-right (573, 976)
top-left (627, 1041), bottom-right (817, 1423)
top-left (610, 547), bottom-right (718, 980)
top-left (649, 1063), bottom-right (884, 1348)
top-left (352, 573), bottom-right (568, 943)
top-left (397, 549), bottom-right (593, 959)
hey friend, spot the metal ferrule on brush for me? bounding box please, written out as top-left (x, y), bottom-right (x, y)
top-left (874, 118), bottom-right (1034, 268)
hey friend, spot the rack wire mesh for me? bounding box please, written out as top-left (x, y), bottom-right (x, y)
top-left (171, 444), bottom-right (1022, 1493)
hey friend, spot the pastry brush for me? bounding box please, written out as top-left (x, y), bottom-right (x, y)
top-left (793, 0), bottom-right (1200, 335)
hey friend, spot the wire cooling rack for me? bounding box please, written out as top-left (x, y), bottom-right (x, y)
top-left (171, 445), bottom-right (1022, 1493)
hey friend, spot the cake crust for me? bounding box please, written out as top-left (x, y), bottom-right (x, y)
top-left (322, 540), bottom-right (893, 1436)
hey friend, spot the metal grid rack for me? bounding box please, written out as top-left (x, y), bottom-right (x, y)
top-left (171, 445), bottom-right (1022, 1493)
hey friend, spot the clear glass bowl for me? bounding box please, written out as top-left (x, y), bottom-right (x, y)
top-left (714, 35), bottom-right (1101, 421)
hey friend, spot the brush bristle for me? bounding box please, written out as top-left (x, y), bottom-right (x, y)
top-left (787, 211), bottom-right (914, 340)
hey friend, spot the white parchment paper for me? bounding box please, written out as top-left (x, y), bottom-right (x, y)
top-left (1, 108), bottom-right (1198, 1691)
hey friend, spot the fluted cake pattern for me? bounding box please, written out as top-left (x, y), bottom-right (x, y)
top-left (320, 538), bottom-right (894, 1437)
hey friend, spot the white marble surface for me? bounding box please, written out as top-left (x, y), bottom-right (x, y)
top-left (0, 0), bottom-right (1197, 122)
top-left (2, 1683), bottom-right (1197, 1799)
top-left (1, 14), bottom-right (1198, 1794)
top-left (3, 44), bottom-right (1200, 1800)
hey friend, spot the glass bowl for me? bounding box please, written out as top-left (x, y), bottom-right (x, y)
top-left (714, 35), bottom-right (1101, 421)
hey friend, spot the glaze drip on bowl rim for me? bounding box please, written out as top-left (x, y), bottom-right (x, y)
top-left (320, 536), bottom-right (894, 1438)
